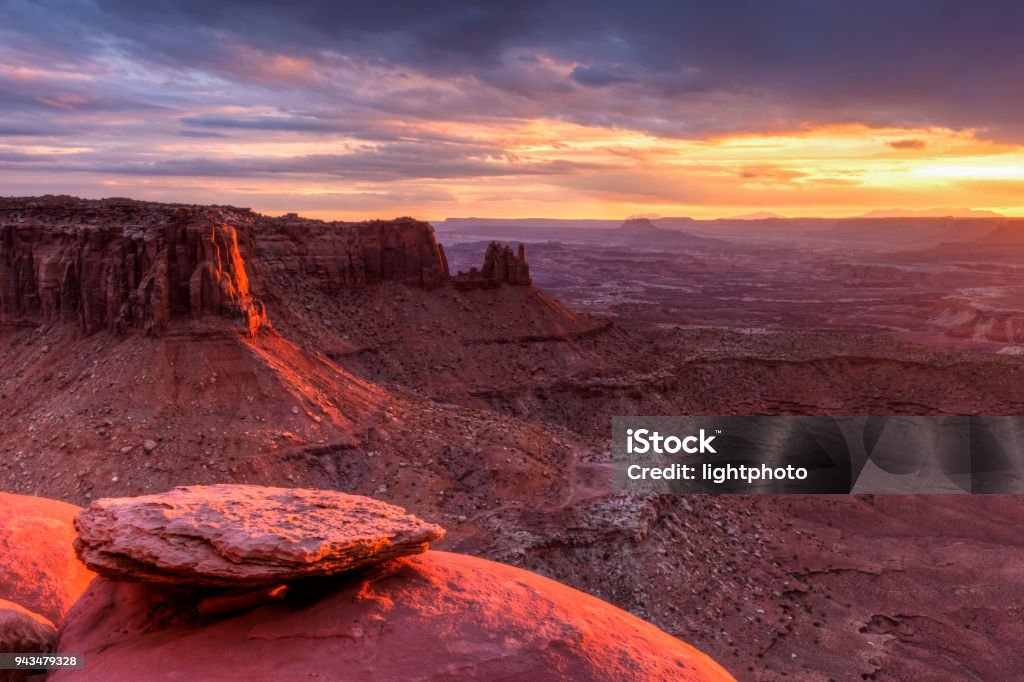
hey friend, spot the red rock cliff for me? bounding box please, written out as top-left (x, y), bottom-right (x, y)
top-left (252, 215), bottom-right (450, 289)
top-left (0, 198), bottom-right (266, 336)
top-left (0, 198), bottom-right (518, 336)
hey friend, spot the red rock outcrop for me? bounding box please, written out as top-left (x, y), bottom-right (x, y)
top-left (619, 217), bottom-right (663, 231)
top-left (976, 218), bottom-right (1024, 243)
top-left (74, 485), bottom-right (445, 586)
top-left (0, 198), bottom-right (508, 336)
top-left (0, 599), bottom-right (56, 682)
top-left (0, 197), bottom-right (266, 336)
top-left (54, 550), bottom-right (733, 682)
top-left (452, 241), bottom-right (531, 288)
top-left (253, 215), bottom-right (450, 289)
top-left (0, 492), bottom-right (95, 624)
top-left (931, 297), bottom-right (1024, 344)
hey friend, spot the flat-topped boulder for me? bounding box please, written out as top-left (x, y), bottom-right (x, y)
top-left (73, 485), bottom-right (445, 587)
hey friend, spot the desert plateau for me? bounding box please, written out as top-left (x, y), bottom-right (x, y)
top-left (0, 196), bottom-right (1021, 680)
top-left (3, 2), bottom-right (1024, 680)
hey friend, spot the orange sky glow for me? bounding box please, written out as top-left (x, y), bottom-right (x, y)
top-left (4, 3), bottom-right (1024, 222)
top-left (74, 121), bottom-right (1024, 221)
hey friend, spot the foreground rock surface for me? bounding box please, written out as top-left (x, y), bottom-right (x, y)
top-left (0, 599), bottom-right (54, 642)
top-left (0, 599), bottom-right (56, 682)
top-left (0, 493), bottom-right (95, 624)
top-left (54, 551), bottom-right (733, 682)
top-left (74, 485), bottom-right (445, 586)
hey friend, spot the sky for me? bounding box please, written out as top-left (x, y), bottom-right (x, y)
top-left (3, 0), bottom-right (1024, 220)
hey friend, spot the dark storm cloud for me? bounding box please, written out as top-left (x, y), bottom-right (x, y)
top-left (0, 123), bottom-right (56, 137)
top-left (51, 1), bottom-right (1024, 136)
top-left (97, 152), bottom-right (599, 181)
top-left (568, 66), bottom-right (634, 88)
top-left (0, 140), bottom-right (605, 181)
top-left (4, 1), bottom-right (1024, 130)
top-left (180, 115), bottom-right (354, 133)
top-left (0, 151), bottom-right (49, 162)
top-left (177, 130), bottom-right (229, 138)
top-left (3, 0), bottom-right (1024, 188)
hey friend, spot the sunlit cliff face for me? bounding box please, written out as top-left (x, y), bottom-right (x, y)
top-left (2, 2), bottom-right (1024, 219)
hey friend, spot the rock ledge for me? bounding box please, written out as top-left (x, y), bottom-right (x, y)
top-left (74, 485), bottom-right (445, 586)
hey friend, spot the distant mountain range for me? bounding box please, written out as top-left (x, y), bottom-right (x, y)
top-left (725, 211), bottom-right (787, 220)
top-left (619, 217), bottom-right (663, 231)
top-left (855, 207), bottom-right (1004, 218)
top-left (439, 208), bottom-right (1007, 230)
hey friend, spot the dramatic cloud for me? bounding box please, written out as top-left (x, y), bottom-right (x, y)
top-left (568, 66), bottom-right (634, 88)
top-left (888, 139), bottom-right (928, 151)
top-left (2, 0), bottom-right (1024, 218)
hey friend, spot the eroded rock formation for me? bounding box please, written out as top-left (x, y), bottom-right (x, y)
top-left (619, 217), bottom-right (662, 231)
top-left (453, 241), bottom-right (531, 288)
top-left (0, 197), bottom-right (531, 336)
top-left (55, 484), bottom-right (731, 681)
top-left (74, 485), bottom-right (445, 586)
top-left (54, 552), bottom-right (732, 682)
top-left (254, 215), bottom-right (450, 289)
top-left (0, 198), bottom-right (266, 336)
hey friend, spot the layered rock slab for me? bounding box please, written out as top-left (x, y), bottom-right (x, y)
top-left (0, 493), bottom-right (95, 624)
top-left (54, 551), bottom-right (734, 682)
top-left (73, 485), bottom-right (445, 586)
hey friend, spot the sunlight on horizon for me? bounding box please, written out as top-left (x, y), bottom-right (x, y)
top-left (58, 122), bottom-right (1024, 221)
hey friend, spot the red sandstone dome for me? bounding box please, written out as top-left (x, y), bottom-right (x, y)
top-left (55, 550), bottom-right (733, 681)
top-left (0, 598), bottom-right (56, 664)
top-left (0, 492), bottom-right (95, 624)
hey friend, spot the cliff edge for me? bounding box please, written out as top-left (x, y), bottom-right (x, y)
top-left (0, 197), bottom-right (535, 337)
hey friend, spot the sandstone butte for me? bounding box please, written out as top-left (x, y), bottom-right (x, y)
top-left (0, 196), bottom-right (531, 337)
top-left (74, 485), bottom-right (446, 586)
top-left (54, 550), bottom-right (734, 682)
top-left (0, 492), bottom-right (95, 624)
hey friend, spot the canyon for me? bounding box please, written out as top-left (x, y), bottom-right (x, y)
top-left (2, 197), bottom-right (1023, 680)
top-left (439, 214), bottom-right (1024, 351)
